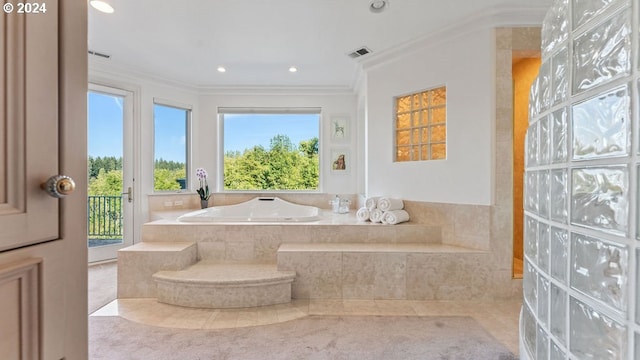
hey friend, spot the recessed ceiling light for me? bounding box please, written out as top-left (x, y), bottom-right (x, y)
top-left (289, 66), bottom-right (298, 73)
top-left (217, 66), bottom-right (226, 73)
top-left (369, 0), bottom-right (388, 13)
top-left (90, 0), bottom-right (114, 14)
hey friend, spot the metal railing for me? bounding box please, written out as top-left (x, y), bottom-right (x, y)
top-left (87, 195), bottom-right (123, 239)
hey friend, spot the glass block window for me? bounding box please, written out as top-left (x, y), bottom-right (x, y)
top-left (394, 86), bottom-right (446, 161)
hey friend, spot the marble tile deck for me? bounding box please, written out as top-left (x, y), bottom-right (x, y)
top-left (91, 298), bottom-right (523, 356)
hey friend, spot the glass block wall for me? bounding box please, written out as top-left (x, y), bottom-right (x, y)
top-left (523, 0), bottom-right (639, 359)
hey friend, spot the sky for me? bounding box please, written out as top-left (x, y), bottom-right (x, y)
top-left (223, 113), bottom-right (319, 153)
top-left (88, 92), bottom-right (124, 159)
top-left (88, 92), bottom-right (319, 163)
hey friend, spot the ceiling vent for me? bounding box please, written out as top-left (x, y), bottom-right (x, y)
top-left (347, 46), bottom-right (372, 59)
top-left (88, 50), bottom-right (111, 59)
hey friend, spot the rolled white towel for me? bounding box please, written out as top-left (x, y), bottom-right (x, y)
top-left (370, 208), bottom-right (384, 223)
top-left (378, 197), bottom-right (404, 211)
top-left (365, 196), bottom-right (380, 211)
top-left (382, 210), bottom-right (410, 225)
top-left (356, 207), bottom-right (370, 222)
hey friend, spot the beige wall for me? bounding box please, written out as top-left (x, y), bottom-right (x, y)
top-left (495, 27), bottom-right (541, 279)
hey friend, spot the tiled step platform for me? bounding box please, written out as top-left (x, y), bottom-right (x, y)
top-left (118, 241), bottom-right (197, 298)
top-left (277, 242), bottom-right (487, 300)
top-left (118, 228), bottom-right (491, 309)
top-left (153, 262), bottom-right (296, 308)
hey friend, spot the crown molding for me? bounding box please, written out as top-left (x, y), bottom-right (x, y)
top-left (196, 85), bottom-right (356, 97)
top-left (359, 4), bottom-right (549, 71)
top-left (89, 4), bottom-right (548, 95)
top-left (89, 59), bottom-right (201, 94)
top-left (89, 58), bottom-right (356, 96)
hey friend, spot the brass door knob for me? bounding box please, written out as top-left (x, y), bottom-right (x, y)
top-left (41, 175), bottom-right (76, 198)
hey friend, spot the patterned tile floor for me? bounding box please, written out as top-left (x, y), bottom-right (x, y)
top-left (92, 298), bottom-right (522, 355)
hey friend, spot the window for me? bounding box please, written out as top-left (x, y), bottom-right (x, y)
top-left (394, 86), bottom-right (447, 161)
top-left (220, 108), bottom-right (320, 191)
top-left (153, 102), bottom-right (190, 191)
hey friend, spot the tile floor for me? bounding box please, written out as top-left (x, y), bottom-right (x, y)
top-left (92, 297), bottom-right (523, 356)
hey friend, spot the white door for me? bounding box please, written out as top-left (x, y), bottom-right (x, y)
top-left (0, 1), bottom-right (88, 359)
top-left (88, 84), bottom-right (135, 263)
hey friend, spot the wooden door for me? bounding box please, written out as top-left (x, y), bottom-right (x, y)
top-left (0, 1), bottom-right (88, 359)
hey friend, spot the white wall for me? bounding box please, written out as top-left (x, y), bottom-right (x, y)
top-left (90, 25), bottom-right (499, 234)
top-left (364, 28), bottom-right (495, 205)
top-left (197, 92), bottom-right (357, 195)
top-left (90, 66), bottom-right (358, 236)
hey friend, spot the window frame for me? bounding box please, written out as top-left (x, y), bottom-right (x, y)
top-left (394, 86), bottom-right (447, 162)
top-left (218, 107), bottom-right (322, 193)
top-left (152, 99), bottom-right (192, 193)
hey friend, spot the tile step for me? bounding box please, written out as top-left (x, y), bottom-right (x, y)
top-left (117, 241), bottom-right (198, 298)
top-left (153, 262), bottom-right (296, 286)
top-left (153, 262), bottom-right (296, 308)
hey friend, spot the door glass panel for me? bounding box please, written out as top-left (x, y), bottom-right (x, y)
top-left (87, 91), bottom-right (124, 249)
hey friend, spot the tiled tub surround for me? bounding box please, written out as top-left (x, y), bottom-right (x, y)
top-left (147, 193), bottom-right (494, 251)
top-left (118, 194), bottom-right (522, 305)
top-left (522, 1), bottom-right (640, 359)
top-left (147, 193), bottom-right (360, 217)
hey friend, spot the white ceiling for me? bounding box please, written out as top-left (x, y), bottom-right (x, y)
top-left (88, 0), bottom-right (551, 90)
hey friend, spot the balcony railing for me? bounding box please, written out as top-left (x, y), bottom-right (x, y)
top-left (88, 195), bottom-right (123, 240)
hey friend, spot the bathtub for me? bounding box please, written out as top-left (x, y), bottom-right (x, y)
top-left (177, 197), bottom-right (322, 223)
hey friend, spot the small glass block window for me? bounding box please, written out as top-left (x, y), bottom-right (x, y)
top-left (394, 86), bottom-right (446, 161)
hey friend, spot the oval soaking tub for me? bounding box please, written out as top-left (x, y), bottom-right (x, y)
top-left (177, 197), bottom-right (322, 223)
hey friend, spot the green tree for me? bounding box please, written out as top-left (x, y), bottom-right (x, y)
top-left (225, 145), bottom-right (269, 189)
top-left (88, 168), bottom-right (123, 196)
top-left (223, 134), bottom-right (319, 191)
top-left (88, 156), bottom-right (122, 179)
top-left (154, 168), bottom-right (184, 191)
top-left (299, 137), bottom-right (319, 157)
top-left (269, 134), bottom-right (294, 152)
top-left (153, 158), bottom-right (186, 191)
top-left (155, 158), bottom-right (185, 171)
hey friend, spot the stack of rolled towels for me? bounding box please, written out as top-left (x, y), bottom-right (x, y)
top-left (356, 196), bottom-right (410, 225)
